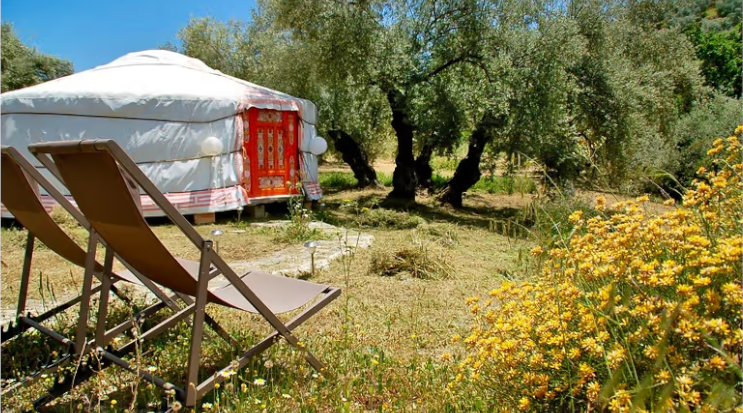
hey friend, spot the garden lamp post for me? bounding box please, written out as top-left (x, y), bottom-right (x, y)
top-left (210, 229), bottom-right (224, 253)
top-left (304, 241), bottom-right (318, 275)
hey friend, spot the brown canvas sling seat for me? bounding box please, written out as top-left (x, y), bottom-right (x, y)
top-left (115, 259), bottom-right (329, 314)
top-left (29, 139), bottom-right (340, 408)
top-left (0, 148), bottom-right (144, 283)
top-left (0, 146), bottom-right (190, 401)
top-left (0, 147), bottom-right (146, 342)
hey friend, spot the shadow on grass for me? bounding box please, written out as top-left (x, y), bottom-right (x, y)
top-left (320, 190), bottom-right (530, 238)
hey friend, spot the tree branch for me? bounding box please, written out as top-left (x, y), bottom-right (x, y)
top-left (413, 54), bottom-right (469, 85)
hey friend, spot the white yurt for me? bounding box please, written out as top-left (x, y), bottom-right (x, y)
top-left (1, 50), bottom-right (327, 218)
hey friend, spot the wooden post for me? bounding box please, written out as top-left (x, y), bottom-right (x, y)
top-left (247, 205), bottom-right (266, 218)
top-left (193, 213), bottom-right (216, 225)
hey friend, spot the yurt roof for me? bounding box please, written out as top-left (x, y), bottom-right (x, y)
top-left (1, 50), bottom-right (307, 123)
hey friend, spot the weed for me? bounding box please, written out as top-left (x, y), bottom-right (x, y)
top-left (272, 185), bottom-right (325, 243)
top-left (522, 194), bottom-right (597, 247)
top-left (418, 222), bottom-right (459, 247)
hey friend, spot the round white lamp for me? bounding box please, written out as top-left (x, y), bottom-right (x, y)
top-left (201, 136), bottom-right (224, 156)
top-left (309, 137), bottom-right (328, 156)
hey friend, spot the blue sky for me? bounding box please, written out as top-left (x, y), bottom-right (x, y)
top-left (3, 0), bottom-right (256, 71)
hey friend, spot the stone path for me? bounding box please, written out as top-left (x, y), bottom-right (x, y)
top-left (1, 221), bottom-right (373, 325)
top-left (212, 221), bottom-right (374, 287)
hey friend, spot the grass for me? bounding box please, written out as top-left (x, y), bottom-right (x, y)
top-left (471, 175), bottom-right (537, 195)
top-left (0, 186), bottom-right (534, 412)
top-left (318, 171), bottom-right (394, 190)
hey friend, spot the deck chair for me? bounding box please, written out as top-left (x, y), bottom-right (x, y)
top-left (29, 139), bottom-right (341, 407)
top-left (0, 146), bottom-right (186, 395)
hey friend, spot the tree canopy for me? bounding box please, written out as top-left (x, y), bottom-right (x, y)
top-left (1, 23), bottom-right (74, 93)
top-left (166, 0), bottom-right (741, 204)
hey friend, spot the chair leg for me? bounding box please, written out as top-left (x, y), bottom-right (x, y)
top-left (75, 230), bottom-right (100, 357)
top-left (16, 233), bottom-right (35, 317)
top-left (193, 287), bottom-right (341, 400)
top-left (185, 241), bottom-right (213, 407)
top-left (95, 248), bottom-right (115, 347)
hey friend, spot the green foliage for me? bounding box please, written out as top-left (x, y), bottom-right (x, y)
top-left (677, 0), bottom-right (742, 97)
top-left (1, 23), bottom-right (74, 92)
top-left (471, 176), bottom-right (537, 195)
top-left (163, 17), bottom-right (256, 81)
top-left (668, 92), bottom-right (743, 187)
top-left (166, 12), bottom-right (393, 162)
top-left (167, 0), bottom-right (736, 198)
top-left (691, 23), bottom-right (742, 97)
top-left (318, 171), bottom-right (358, 192)
top-left (320, 170), bottom-right (536, 195)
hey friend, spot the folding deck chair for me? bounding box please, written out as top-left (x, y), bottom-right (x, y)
top-left (29, 139), bottom-right (341, 407)
top-left (0, 146), bottom-right (186, 396)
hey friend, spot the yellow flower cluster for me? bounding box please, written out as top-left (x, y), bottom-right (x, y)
top-left (454, 129), bottom-right (743, 412)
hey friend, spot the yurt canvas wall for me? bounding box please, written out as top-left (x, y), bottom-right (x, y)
top-left (0, 50), bottom-right (325, 218)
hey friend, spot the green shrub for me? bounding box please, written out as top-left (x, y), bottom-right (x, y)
top-left (376, 172), bottom-right (393, 186)
top-left (431, 156), bottom-right (460, 171)
top-left (319, 171), bottom-right (358, 191)
top-left (670, 93), bottom-right (742, 188)
top-left (471, 176), bottom-right (537, 195)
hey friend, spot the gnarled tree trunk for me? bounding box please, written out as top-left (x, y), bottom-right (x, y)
top-left (438, 113), bottom-right (505, 208)
top-left (415, 142), bottom-right (435, 192)
top-left (385, 87), bottom-right (417, 201)
top-left (327, 129), bottom-right (381, 187)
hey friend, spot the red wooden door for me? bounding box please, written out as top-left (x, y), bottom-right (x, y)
top-left (246, 108), bottom-right (299, 198)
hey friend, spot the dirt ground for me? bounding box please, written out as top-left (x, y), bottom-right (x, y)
top-left (319, 159), bottom-right (397, 175)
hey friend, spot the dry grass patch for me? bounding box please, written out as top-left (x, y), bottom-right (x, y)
top-left (369, 233), bottom-right (453, 279)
